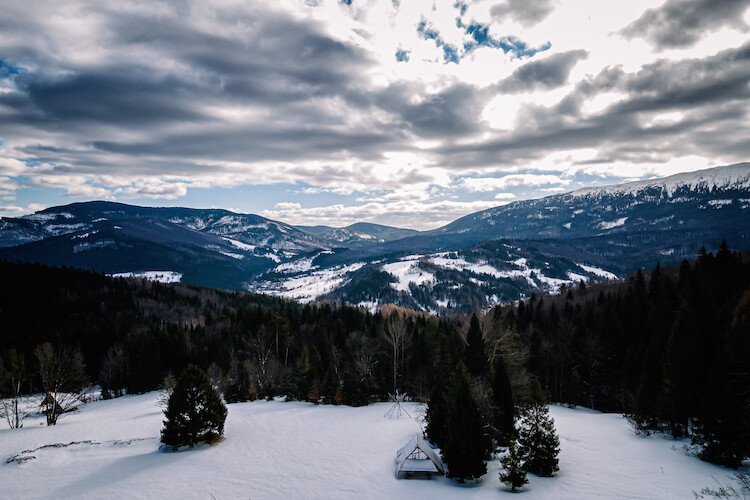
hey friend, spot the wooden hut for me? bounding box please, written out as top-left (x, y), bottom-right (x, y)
top-left (395, 434), bottom-right (445, 478)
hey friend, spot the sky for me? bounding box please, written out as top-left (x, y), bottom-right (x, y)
top-left (0, 0), bottom-right (749, 230)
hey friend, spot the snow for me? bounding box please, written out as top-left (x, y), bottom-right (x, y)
top-left (274, 255), bottom-right (318, 274)
top-left (263, 253), bottom-right (281, 263)
top-left (577, 264), bottom-right (618, 280)
top-left (381, 260), bottom-right (435, 292)
top-left (24, 212), bottom-right (74, 222)
top-left (71, 230), bottom-right (99, 239)
top-left (73, 240), bottom-right (115, 253)
top-left (569, 163), bottom-right (750, 199)
top-left (219, 251), bottom-right (244, 260)
top-left (357, 301), bottom-right (379, 313)
top-left (429, 256), bottom-right (506, 279)
top-left (110, 271), bottom-right (183, 283)
top-left (252, 262), bottom-right (366, 302)
top-left (0, 395), bottom-right (739, 499)
top-left (567, 272), bottom-right (589, 283)
top-left (707, 199), bottom-right (733, 207)
top-left (598, 217), bottom-right (628, 230)
top-left (537, 274), bottom-right (570, 290)
top-left (223, 238), bottom-right (256, 251)
top-left (45, 223), bottom-right (89, 233)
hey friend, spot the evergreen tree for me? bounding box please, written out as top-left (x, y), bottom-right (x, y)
top-left (499, 439), bottom-right (528, 491)
top-left (517, 404), bottom-right (560, 476)
top-left (442, 362), bottom-right (492, 481)
top-left (492, 356), bottom-right (515, 446)
top-left (161, 365), bottom-right (227, 448)
top-left (464, 313), bottom-right (489, 378)
top-left (425, 382), bottom-right (449, 449)
top-left (527, 376), bottom-right (547, 406)
top-left (321, 364), bottom-right (340, 405)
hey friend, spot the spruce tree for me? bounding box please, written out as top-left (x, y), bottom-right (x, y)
top-left (499, 439), bottom-right (528, 491)
top-left (425, 381), bottom-right (448, 449)
top-left (161, 365), bottom-right (227, 448)
top-left (465, 314), bottom-right (489, 378)
top-left (492, 356), bottom-right (515, 446)
top-left (442, 361), bottom-right (492, 481)
top-left (517, 404), bottom-right (560, 476)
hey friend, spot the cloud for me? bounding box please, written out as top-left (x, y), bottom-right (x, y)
top-left (0, 202), bottom-right (46, 216)
top-left (461, 174), bottom-right (569, 192)
top-left (498, 50), bottom-right (588, 92)
top-left (438, 42), bottom-right (750, 169)
top-left (622, 0), bottom-right (750, 50)
top-left (0, 0), bottom-right (748, 227)
top-left (490, 0), bottom-right (557, 27)
top-left (261, 198), bottom-right (502, 230)
top-left (274, 202), bottom-right (302, 210)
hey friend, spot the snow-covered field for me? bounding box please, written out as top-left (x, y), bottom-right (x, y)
top-left (0, 394), bottom-right (739, 499)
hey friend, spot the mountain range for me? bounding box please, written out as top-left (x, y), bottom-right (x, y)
top-left (2, 162), bottom-right (749, 313)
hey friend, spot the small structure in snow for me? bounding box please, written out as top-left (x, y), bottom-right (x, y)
top-left (395, 434), bottom-right (445, 478)
top-left (384, 391), bottom-right (411, 419)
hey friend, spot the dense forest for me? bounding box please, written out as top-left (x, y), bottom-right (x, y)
top-left (1, 242), bottom-right (748, 467)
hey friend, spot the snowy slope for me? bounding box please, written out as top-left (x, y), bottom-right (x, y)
top-left (261, 244), bottom-right (618, 313)
top-left (569, 162), bottom-right (750, 199)
top-left (0, 393), bottom-right (738, 499)
top-left (429, 162), bottom-right (750, 248)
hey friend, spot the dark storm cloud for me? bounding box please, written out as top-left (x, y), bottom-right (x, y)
top-left (397, 84), bottom-right (484, 137)
top-left (92, 125), bottom-right (398, 163)
top-left (0, 1), bottom-right (404, 176)
top-left (17, 70), bottom-right (207, 124)
top-left (622, 0), bottom-right (750, 49)
top-left (498, 50), bottom-right (588, 92)
top-left (490, 0), bottom-right (557, 27)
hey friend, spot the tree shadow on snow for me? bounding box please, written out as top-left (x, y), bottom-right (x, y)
top-left (55, 440), bottom-right (201, 497)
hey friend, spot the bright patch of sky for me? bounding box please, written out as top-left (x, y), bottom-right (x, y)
top-left (0, 0), bottom-right (749, 229)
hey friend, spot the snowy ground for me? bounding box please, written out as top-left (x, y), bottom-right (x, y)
top-left (0, 394), bottom-right (739, 499)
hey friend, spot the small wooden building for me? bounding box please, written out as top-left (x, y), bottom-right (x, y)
top-left (395, 434), bottom-right (445, 478)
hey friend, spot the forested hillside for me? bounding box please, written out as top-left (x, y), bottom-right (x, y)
top-left (494, 242), bottom-right (750, 466)
top-left (1, 243), bottom-right (748, 466)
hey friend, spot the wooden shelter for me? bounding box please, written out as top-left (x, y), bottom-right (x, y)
top-left (395, 434), bottom-right (445, 478)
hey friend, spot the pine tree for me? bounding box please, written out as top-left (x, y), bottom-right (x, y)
top-left (517, 404), bottom-right (560, 476)
top-left (499, 439), bottom-right (528, 491)
top-left (442, 361), bottom-right (492, 481)
top-left (465, 313), bottom-right (489, 378)
top-left (161, 365), bottom-right (227, 449)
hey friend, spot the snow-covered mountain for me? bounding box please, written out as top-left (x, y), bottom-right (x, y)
top-left (248, 163), bottom-right (750, 312)
top-left (1, 163), bottom-right (749, 311)
top-left (427, 162), bottom-right (750, 245)
top-left (0, 201), bottom-right (329, 254)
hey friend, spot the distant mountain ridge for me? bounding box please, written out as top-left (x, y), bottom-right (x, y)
top-left (1, 162), bottom-right (749, 312)
top-left (296, 222), bottom-right (419, 245)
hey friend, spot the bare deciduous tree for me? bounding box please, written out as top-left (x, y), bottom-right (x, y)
top-left (99, 343), bottom-right (127, 399)
top-left (482, 311), bottom-right (530, 398)
top-left (1, 350), bottom-right (29, 429)
top-left (383, 310), bottom-right (412, 394)
top-left (35, 343), bottom-right (86, 425)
